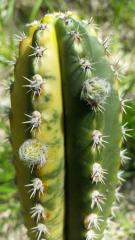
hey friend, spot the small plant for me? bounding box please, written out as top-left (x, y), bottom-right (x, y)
top-left (10, 12), bottom-right (131, 240)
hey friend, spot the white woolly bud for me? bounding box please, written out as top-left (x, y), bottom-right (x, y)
top-left (80, 77), bottom-right (111, 112)
top-left (19, 139), bottom-right (47, 171)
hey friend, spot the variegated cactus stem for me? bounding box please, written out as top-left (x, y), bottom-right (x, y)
top-left (10, 16), bottom-right (65, 240)
top-left (10, 12), bottom-right (131, 240)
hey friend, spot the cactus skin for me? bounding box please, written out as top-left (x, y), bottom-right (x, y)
top-left (10, 13), bottom-right (124, 240)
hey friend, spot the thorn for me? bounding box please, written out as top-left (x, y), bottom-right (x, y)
top-left (106, 217), bottom-right (114, 228)
top-left (117, 171), bottom-right (125, 183)
top-left (68, 27), bottom-right (86, 43)
top-left (91, 190), bottom-right (106, 211)
top-left (22, 110), bottom-right (41, 134)
top-left (100, 36), bottom-right (111, 55)
top-left (83, 17), bottom-right (99, 30)
top-left (57, 11), bottom-right (73, 25)
top-left (111, 59), bottom-right (125, 80)
top-left (59, 14), bottom-right (73, 25)
top-left (91, 163), bottom-right (108, 184)
top-left (84, 213), bottom-right (103, 230)
top-left (31, 223), bottom-right (48, 240)
top-left (92, 130), bottom-right (108, 151)
top-left (23, 74), bottom-right (44, 98)
top-left (79, 58), bottom-right (95, 73)
top-left (102, 229), bottom-right (110, 240)
top-left (25, 178), bottom-right (44, 199)
top-left (119, 95), bottom-right (132, 114)
top-left (92, 103), bottom-right (105, 113)
top-left (86, 230), bottom-right (99, 240)
top-left (122, 122), bottom-right (132, 141)
top-left (26, 20), bottom-right (39, 27)
top-left (115, 187), bottom-right (123, 202)
top-left (111, 202), bottom-right (119, 217)
top-left (30, 204), bottom-right (46, 223)
top-left (29, 42), bottom-right (47, 63)
top-left (120, 149), bottom-right (131, 165)
top-left (14, 32), bottom-right (26, 42)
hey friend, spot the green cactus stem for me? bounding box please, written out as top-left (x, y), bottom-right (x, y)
top-left (56, 17), bottom-right (122, 240)
top-left (10, 12), bottom-right (131, 240)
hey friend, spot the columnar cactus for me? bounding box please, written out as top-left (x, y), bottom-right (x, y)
top-left (10, 12), bottom-right (131, 240)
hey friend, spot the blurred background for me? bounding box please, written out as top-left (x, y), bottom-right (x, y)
top-left (0, 0), bottom-right (135, 239)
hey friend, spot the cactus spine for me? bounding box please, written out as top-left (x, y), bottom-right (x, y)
top-left (10, 12), bottom-right (130, 240)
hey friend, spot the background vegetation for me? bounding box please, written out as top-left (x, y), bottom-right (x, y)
top-left (0, 0), bottom-right (135, 239)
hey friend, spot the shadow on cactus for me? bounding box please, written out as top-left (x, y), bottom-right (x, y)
top-left (10, 11), bottom-right (131, 240)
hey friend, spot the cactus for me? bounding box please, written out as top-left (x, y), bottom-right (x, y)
top-left (10, 12), bottom-right (131, 240)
